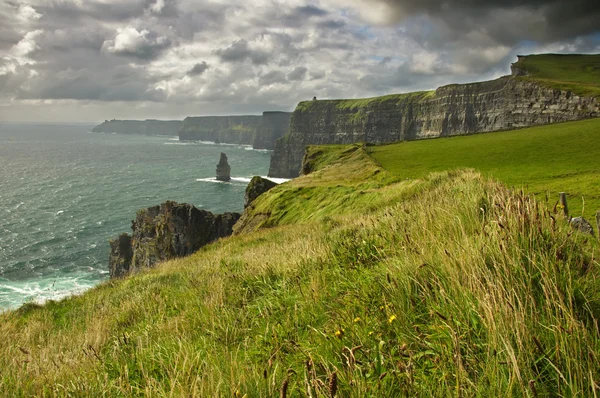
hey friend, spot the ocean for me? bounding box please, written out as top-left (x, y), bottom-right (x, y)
top-left (0, 123), bottom-right (277, 311)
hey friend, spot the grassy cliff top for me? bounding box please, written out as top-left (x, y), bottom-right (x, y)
top-left (295, 91), bottom-right (435, 112)
top-left (293, 53), bottom-right (600, 113)
top-left (514, 53), bottom-right (600, 98)
top-left (370, 117), bottom-right (600, 220)
top-left (1, 143), bottom-right (600, 396)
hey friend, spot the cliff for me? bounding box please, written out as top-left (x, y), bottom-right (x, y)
top-left (109, 201), bottom-right (240, 278)
top-left (269, 54), bottom-right (600, 178)
top-left (178, 111), bottom-right (291, 149)
top-left (253, 111), bottom-right (292, 150)
top-left (178, 115), bottom-right (263, 144)
top-left (92, 119), bottom-right (182, 135)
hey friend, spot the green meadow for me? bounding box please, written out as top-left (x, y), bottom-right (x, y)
top-left (517, 53), bottom-right (600, 98)
top-left (1, 144), bottom-right (599, 396)
top-left (369, 118), bottom-right (600, 221)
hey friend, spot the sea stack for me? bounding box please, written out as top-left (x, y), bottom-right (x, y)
top-left (216, 152), bottom-right (231, 181)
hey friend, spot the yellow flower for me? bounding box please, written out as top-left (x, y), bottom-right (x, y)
top-left (353, 317), bottom-right (361, 323)
top-left (388, 314), bottom-right (397, 324)
top-left (334, 329), bottom-right (344, 338)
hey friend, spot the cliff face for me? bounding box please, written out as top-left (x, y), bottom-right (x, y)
top-left (92, 119), bottom-right (182, 135)
top-left (178, 115), bottom-right (263, 144)
top-left (269, 72), bottom-right (600, 178)
top-left (109, 201), bottom-right (240, 277)
top-left (252, 111), bottom-right (292, 150)
top-left (179, 112), bottom-right (291, 149)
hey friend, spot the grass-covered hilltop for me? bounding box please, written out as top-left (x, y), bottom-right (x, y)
top-left (2, 54), bottom-right (600, 396)
top-left (2, 135), bottom-right (600, 395)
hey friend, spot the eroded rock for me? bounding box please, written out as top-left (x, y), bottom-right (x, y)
top-left (216, 152), bottom-right (231, 181)
top-left (244, 176), bottom-right (278, 208)
top-left (108, 201), bottom-right (240, 278)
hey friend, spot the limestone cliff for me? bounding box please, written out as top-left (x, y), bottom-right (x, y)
top-left (109, 201), bottom-right (240, 277)
top-left (178, 112), bottom-right (291, 149)
top-left (269, 54), bottom-right (600, 178)
top-left (92, 119), bottom-right (182, 136)
top-left (178, 115), bottom-right (263, 144)
top-left (252, 111), bottom-right (292, 150)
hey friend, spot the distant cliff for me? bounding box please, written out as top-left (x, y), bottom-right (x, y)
top-left (269, 54), bottom-right (600, 178)
top-left (179, 111), bottom-right (291, 149)
top-left (92, 119), bottom-right (182, 136)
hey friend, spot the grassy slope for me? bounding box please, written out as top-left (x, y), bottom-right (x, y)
top-left (517, 53), bottom-right (600, 98)
top-left (369, 118), bottom-right (600, 221)
top-left (1, 145), bottom-right (599, 396)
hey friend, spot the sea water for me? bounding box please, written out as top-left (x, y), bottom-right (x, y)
top-left (0, 123), bottom-right (277, 310)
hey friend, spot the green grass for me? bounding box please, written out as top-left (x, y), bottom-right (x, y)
top-left (295, 91), bottom-right (435, 112)
top-left (1, 145), bottom-right (599, 396)
top-left (369, 118), bottom-right (600, 221)
top-left (516, 53), bottom-right (600, 98)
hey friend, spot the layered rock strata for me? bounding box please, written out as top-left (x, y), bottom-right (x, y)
top-left (109, 201), bottom-right (240, 278)
top-left (269, 73), bottom-right (600, 178)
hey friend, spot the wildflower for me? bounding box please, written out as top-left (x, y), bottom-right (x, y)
top-left (368, 331), bottom-right (374, 336)
top-left (334, 329), bottom-right (344, 338)
top-left (353, 317), bottom-right (361, 323)
top-left (388, 314), bottom-right (397, 324)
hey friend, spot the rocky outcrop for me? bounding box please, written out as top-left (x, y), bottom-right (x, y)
top-left (269, 59), bottom-right (600, 178)
top-left (108, 233), bottom-right (133, 278)
top-left (570, 217), bottom-right (595, 236)
top-left (178, 112), bottom-right (292, 149)
top-left (92, 119), bottom-right (182, 135)
top-left (244, 176), bottom-right (278, 208)
top-left (216, 153), bottom-right (231, 181)
top-left (108, 201), bottom-right (240, 278)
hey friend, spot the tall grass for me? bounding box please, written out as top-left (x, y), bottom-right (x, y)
top-left (369, 118), bottom-right (600, 221)
top-left (1, 146), bottom-right (598, 396)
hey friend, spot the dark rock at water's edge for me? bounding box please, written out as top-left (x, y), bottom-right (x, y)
top-left (109, 233), bottom-right (133, 278)
top-left (268, 55), bottom-right (600, 178)
top-left (216, 153), bottom-right (231, 181)
top-left (92, 119), bottom-right (182, 135)
top-left (244, 176), bottom-right (278, 208)
top-left (108, 201), bottom-right (240, 278)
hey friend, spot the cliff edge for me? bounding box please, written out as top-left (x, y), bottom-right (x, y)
top-left (269, 54), bottom-right (600, 178)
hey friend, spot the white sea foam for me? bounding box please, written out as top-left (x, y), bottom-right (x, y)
top-left (196, 176), bottom-right (290, 185)
top-left (0, 276), bottom-right (97, 311)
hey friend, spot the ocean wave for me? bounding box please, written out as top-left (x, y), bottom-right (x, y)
top-left (0, 275), bottom-right (100, 311)
top-left (196, 176), bottom-right (290, 185)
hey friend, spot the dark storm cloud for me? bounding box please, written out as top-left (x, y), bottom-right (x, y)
top-left (295, 5), bottom-right (328, 17)
top-left (187, 61), bottom-right (209, 76)
top-left (367, 0), bottom-right (600, 44)
top-left (215, 39), bottom-right (270, 65)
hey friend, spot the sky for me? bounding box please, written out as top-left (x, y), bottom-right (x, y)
top-left (1, 0), bottom-right (599, 123)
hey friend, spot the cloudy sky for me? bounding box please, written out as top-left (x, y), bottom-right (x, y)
top-left (1, 0), bottom-right (599, 123)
